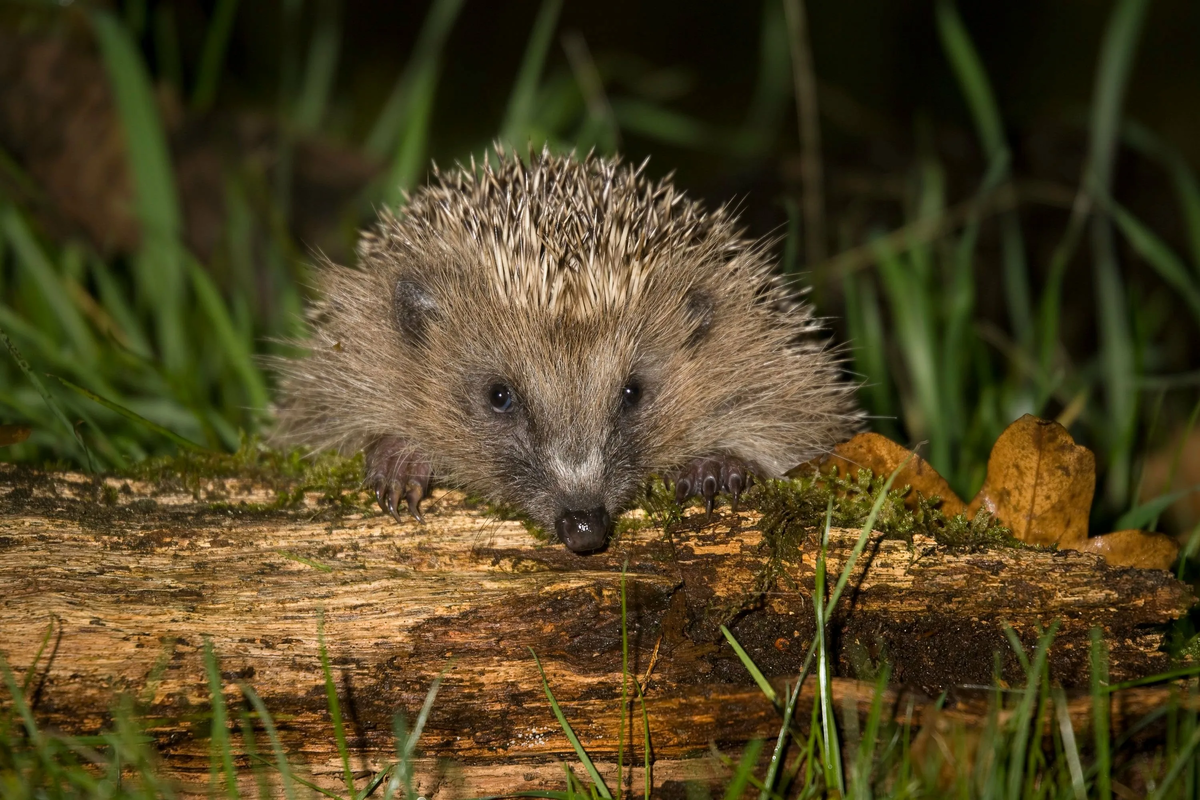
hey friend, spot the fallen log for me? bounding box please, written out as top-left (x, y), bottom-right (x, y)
top-left (0, 462), bottom-right (1194, 797)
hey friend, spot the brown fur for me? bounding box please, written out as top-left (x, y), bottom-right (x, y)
top-left (274, 147), bottom-right (860, 534)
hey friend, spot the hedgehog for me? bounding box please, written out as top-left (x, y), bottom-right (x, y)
top-left (274, 147), bottom-right (860, 553)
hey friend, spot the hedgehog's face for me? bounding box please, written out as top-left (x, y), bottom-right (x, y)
top-left (394, 255), bottom-right (726, 554)
top-left (455, 314), bottom-right (660, 554)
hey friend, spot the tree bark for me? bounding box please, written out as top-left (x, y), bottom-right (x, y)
top-left (0, 464), bottom-right (1194, 797)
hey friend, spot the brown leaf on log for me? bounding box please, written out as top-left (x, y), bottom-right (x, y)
top-left (820, 431), bottom-right (966, 516)
top-left (967, 415), bottom-right (1095, 549)
top-left (1075, 529), bottom-right (1182, 570)
top-left (820, 416), bottom-right (1179, 570)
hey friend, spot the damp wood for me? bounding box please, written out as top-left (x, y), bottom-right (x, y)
top-left (0, 464), bottom-right (1194, 797)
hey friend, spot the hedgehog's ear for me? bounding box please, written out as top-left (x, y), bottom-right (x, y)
top-left (683, 289), bottom-right (714, 347)
top-left (392, 280), bottom-right (439, 345)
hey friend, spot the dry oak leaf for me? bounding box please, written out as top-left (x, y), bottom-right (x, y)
top-left (818, 416), bottom-right (1179, 571)
top-left (822, 432), bottom-right (967, 516)
top-left (966, 415), bottom-right (1178, 570)
top-left (966, 415), bottom-right (1094, 549)
top-left (1074, 530), bottom-right (1181, 571)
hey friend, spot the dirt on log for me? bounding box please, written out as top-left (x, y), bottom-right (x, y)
top-left (0, 463), bottom-right (1194, 797)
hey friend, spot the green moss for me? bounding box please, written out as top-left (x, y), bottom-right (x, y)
top-left (751, 465), bottom-right (1018, 563)
top-left (117, 437), bottom-right (372, 514)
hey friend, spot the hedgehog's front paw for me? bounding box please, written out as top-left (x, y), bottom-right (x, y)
top-left (365, 436), bottom-right (432, 523)
top-left (669, 456), bottom-right (753, 518)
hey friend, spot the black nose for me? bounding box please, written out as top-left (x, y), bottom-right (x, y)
top-left (554, 507), bottom-right (612, 553)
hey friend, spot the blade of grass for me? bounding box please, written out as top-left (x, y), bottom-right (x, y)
top-left (88, 255), bottom-right (152, 358)
top-left (365, 0), bottom-right (464, 158)
top-left (18, 620), bottom-right (56, 698)
top-left (721, 739), bottom-right (764, 800)
top-left (241, 686), bottom-right (298, 800)
top-left (851, 665), bottom-right (891, 800)
top-left (737, 0), bottom-right (789, 156)
top-left (1052, 688), bottom-right (1089, 800)
top-left (154, 3), bottom-right (184, 93)
top-left (500, 0), bottom-right (563, 145)
top-left (731, 453), bottom-right (914, 707)
top-left (814, 500), bottom-right (844, 794)
top-left (1106, 197), bottom-right (1200, 325)
top-left (609, 99), bottom-right (714, 150)
top-left (1122, 120), bottom-right (1200, 276)
top-left (368, 0), bottom-right (466, 207)
top-left (720, 625), bottom-right (778, 705)
top-left (91, 9), bottom-right (188, 373)
top-left (318, 611), bottom-right (357, 798)
top-left (936, 0), bottom-right (1032, 347)
top-left (562, 32), bottom-right (620, 154)
top-left (1006, 622), bottom-right (1060, 800)
top-left (759, 681), bottom-right (801, 800)
top-left (618, 561), bottom-right (629, 800)
top-left (635, 681), bottom-right (651, 800)
top-left (192, 0), bottom-right (240, 112)
top-left (356, 763), bottom-right (394, 800)
top-left (53, 375), bottom-right (209, 452)
top-left (720, 743), bottom-right (768, 796)
top-left (0, 323), bottom-right (93, 471)
top-left (380, 64), bottom-right (437, 208)
top-left (1151, 725), bottom-right (1200, 800)
top-left (529, 648), bottom-right (613, 799)
top-left (393, 666), bottom-right (448, 799)
top-left (1114, 485), bottom-right (1200, 531)
top-left (1091, 628), bottom-right (1111, 800)
top-left (2, 206), bottom-right (96, 361)
top-left (1103, 663), bottom-right (1200, 693)
top-left (293, 0), bottom-right (341, 132)
top-left (1088, 0), bottom-right (1150, 508)
top-left (783, 0), bottom-right (825, 266)
top-left (250, 753), bottom-right (343, 800)
top-left (842, 270), bottom-right (898, 440)
top-left (187, 257), bottom-right (270, 411)
top-left (203, 639), bottom-right (240, 800)
top-left (1, 652), bottom-right (66, 788)
top-left (873, 235), bottom-right (947, 471)
top-left (1002, 624), bottom-right (1033, 674)
top-left (237, 705), bottom-right (270, 800)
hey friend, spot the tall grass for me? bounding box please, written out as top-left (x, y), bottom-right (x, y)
top-left (1, 1), bottom-right (1198, 528)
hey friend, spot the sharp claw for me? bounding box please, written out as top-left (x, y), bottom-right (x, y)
top-left (675, 477), bottom-right (692, 503)
top-left (405, 483), bottom-right (425, 523)
top-left (386, 488), bottom-right (404, 524)
top-left (728, 472), bottom-right (743, 512)
top-left (374, 483), bottom-right (387, 515)
top-left (701, 474), bottom-right (718, 520)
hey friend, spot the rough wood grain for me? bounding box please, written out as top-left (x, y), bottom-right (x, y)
top-left (0, 464), bottom-right (1194, 797)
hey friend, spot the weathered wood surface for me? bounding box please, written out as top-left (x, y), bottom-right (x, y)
top-left (0, 464), bottom-right (1194, 797)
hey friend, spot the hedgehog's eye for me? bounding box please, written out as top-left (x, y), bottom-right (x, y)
top-left (620, 381), bottom-right (642, 410)
top-left (488, 384), bottom-right (514, 413)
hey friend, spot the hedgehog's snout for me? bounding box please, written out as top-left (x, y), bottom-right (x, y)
top-left (554, 507), bottom-right (612, 554)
